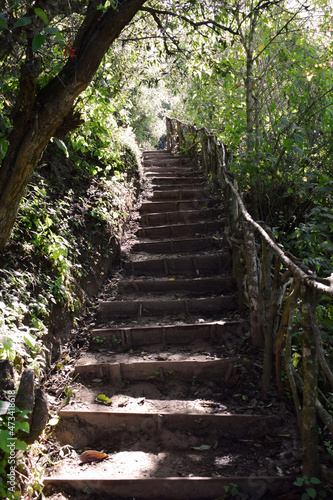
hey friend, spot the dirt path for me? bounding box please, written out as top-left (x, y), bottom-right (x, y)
top-left (42, 151), bottom-right (301, 499)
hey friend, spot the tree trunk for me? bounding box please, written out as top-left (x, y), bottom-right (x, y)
top-left (244, 220), bottom-right (263, 347)
top-left (260, 237), bottom-right (274, 392)
top-left (245, 12), bottom-right (259, 219)
top-left (0, 0), bottom-right (146, 250)
top-left (301, 286), bottom-right (320, 477)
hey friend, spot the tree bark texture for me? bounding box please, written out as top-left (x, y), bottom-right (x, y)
top-left (259, 237), bottom-right (274, 392)
top-left (301, 286), bottom-right (320, 477)
top-left (275, 278), bottom-right (301, 394)
top-left (294, 368), bottom-right (333, 438)
top-left (310, 301), bottom-right (333, 391)
top-left (244, 220), bottom-right (264, 347)
top-left (0, 0), bottom-right (146, 250)
top-left (284, 279), bottom-right (302, 429)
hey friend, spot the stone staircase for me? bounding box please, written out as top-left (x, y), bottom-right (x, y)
top-left (44, 151), bottom-right (298, 499)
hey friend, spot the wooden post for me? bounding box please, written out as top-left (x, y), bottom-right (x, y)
top-left (244, 221), bottom-right (264, 348)
top-left (260, 237), bottom-right (274, 392)
top-left (301, 285), bottom-right (320, 477)
top-left (166, 117), bottom-right (172, 151)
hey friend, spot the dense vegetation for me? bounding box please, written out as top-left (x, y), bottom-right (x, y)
top-left (0, 0), bottom-right (333, 498)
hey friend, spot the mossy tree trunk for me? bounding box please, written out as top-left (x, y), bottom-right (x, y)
top-left (259, 237), bottom-right (274, 392)
top-left (244, 220), bottom-right (264, 348)
top-left (0, 0), bottom-right (146, 251)
top-left (301, 286), bottom-right (320, 477)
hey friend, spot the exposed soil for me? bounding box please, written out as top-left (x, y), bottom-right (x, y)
top-left (40, 152), bottom-right (309, 500)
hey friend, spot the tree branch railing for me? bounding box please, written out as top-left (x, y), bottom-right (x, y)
top-left (166, 115), bottom-right (333, 478)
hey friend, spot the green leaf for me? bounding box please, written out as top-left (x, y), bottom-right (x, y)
top-left (44, 27), bottom-right (59, 35)
top-left (191, 444), bottom-right (211, 451)
top-left (0, 430), bottom-right (13, 453)
top-left (23, 332), bottom-right (36, 349)
top-left (14, 420), bottom-right (30, 433)
top-left (15, 439), bottom-right (28, 451)
top-left (1, 336), bottom-right (14, 350)
top-left (32, 33), bottom-right (46, 52)
top-left (13, 17), bottom-right (31, 29)
top-left (292, 145), bottom-right (303, 157)
top-left (53, 138), bottom-right (69, 157)
top-left (306, 487), bottom-right (317, 499)
top-left (283, 138), bottom-right (293, 150)
top-left (0, 15), bottom-right (8, 30)
top-left (34, 8), bottom-right (48, 25)
top-left (96, 394), bottom-right (112, 404)
top-left (17, 410), bottom-right (32, 420)
top-left (310, 477), bottom-right (321, 485)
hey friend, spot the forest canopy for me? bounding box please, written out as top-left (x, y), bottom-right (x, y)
top-left (0, 0), bottom-right (332, 276)
top-left (1, 2), bottom-right (333, 495)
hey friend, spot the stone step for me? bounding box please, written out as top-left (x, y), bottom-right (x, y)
top-left (140, 198), bottom-right (221, 213)
top-left (97, 295), bottom-right (237, 321)
top-left (91, 320), bottom-right (249, 347)
top-left (54, 409), bottom-right (282, 449)
top-left (125, 253), bottom-right (232, 276)
top-left (140, 208), bottom-right (224, 226)
top-left (74, 357), bottom-right (243, 383)
top-left (143, 151), bottom-right (174, 158)
top-left (144, 167), bottom-right (196, 177)
top-left (117, 276), bottom-right (236, 295)
top-left (151, 183), bottom-right (208, 191)
top-left (151, 188), bottom-right (212, 201)
top-left (149, 176), bottom-right (205, 187)
top-left (44, 476), bottom-right (294, 500)
top-left (131, 236), bottom-right (220, 254)
top-left (136, 221), bottom-right (223, 239)
top-left (43, 150), bottom-right (298, 500)
top-left (143, 157), bottom-right (192, 166)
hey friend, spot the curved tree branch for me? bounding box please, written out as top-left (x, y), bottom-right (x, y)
top-left (140, 6), bottom-right (239, 37)
top-left (310, 303), bottom-right (333, 391)
top-left (0, 0), bottom-right (147, 250)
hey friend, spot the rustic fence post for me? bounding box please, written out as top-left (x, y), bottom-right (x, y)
top-left (243, 221), bottom-right (264, 348)
top-left (259, 237), bottom-right (274, 392)
top-left (166, 116), bottom-right (333, 479)
top-left (166, 117), bottom-right (172, 151)
top-left (199, 129), bottom-right (209, 175)
top-left (301, 285), bottom-right (320, 477)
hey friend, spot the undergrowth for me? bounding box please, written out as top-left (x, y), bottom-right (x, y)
top-left (0, 101), bottom-right (141, 499)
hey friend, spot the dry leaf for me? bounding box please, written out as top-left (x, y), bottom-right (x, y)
top-left (80, 450), bottom-right (108, 463)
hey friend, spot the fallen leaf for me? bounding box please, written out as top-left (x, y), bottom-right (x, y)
top-left (48, 417), bottom-right (59, 426)
top-left (96, 394), bottom-right (112, 405)
top-left (192, 444), bottom-right (211, 451)
top-left (117, 400), bottom-right (128, 408)
top-left (80, 450), bottom-right (108, 463)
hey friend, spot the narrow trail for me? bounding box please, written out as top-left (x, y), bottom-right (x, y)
top-left (44, 151), bottom-right (300, 499)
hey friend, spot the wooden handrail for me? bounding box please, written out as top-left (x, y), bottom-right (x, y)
top-left (166, 115), bottom-right (333, 298)
top-left (166, 114), bottom-right (333, 476)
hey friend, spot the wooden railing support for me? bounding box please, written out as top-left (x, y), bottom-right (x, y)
top-left (301, 286), bottom-right (320, 477)
top-left (244, 220), bottom-right (264, 348)
top-left (165, 118), bottom-right (333, 473)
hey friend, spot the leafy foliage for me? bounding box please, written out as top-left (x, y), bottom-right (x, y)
top-left (0, 83), bottom-right (141, 373)
top-left (1, 0), bottom-right (333, 494)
